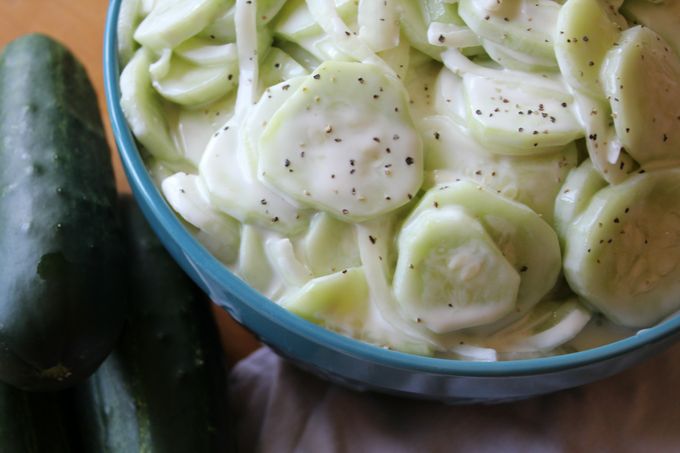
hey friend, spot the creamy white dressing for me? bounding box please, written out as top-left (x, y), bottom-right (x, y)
top-left (121, 0), bottom-right (680, 360)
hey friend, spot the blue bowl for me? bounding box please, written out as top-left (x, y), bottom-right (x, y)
top-left (103, 0), bottom-right (680, 403)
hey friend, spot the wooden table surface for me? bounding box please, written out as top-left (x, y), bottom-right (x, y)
top-left (0, 0), bottom-right (260, 364)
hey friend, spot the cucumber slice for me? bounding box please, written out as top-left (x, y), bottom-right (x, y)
top-left (489, 298), bottom-right (591, 355)
top-left (554, 0), bottom-right (624, 98)
top-left (410, 180), bottom-right (562, 315)
top-left (462, 73), bottom-right (583, 152)
top-left (175, 93), bottom-right (236, 166)
top-left (553, 159), bottom-right (606, 244)
top-left (421, 115), bottom-right (578, 224)
top-left (258, 47), bottom-right (308, 91)
top-left (282, 267), bottom-right (370, 334)
top-left (150, 53), bottom-right (238, 107)
top-left (272, 0), bottom-right (357, 42)
top-left (481, 39), bottom-right (558, 73)
top-left (377, 32), bottom-right (411, 80)
top-left (621, 0), bottom-right (680, 57)
top-left (264, 237), bottom-right (313, 288)
top-left (243, 77), bottom-right (306, 171)
top-left (121, 49), bottom-right (182, 162)
top-left (161, 172), bottom-right (240, 264)
top-left (570, 92), bottom-right (636, 184)
top-left (237, 225), bottom-right (276, 294)
top-left (199, 115), bottom-right (310, 234)
top-left (118, 0), bottom-right (142, 66)
top-left (394, 206), bottom-right (521, 333)
top-left (459, 0), bottom-right (560, 62)
top-left (404, 49), bottom-right (442, 121)
top-left (601, 26), bottom-right (680, 166)
top-left (199, 3), bottom-right (236, 42)
top-left (134, 0), bottom-right (225, 52)
top-left (433, 67), bottom-right (467, 124)
top-left (563, 168), bottom-right (680, 327)
top-left (357, 0), bottom-right (400, 52)
top-left (397, 0), bottom-right (444, 60)
top-left (258, 61), bottom-right (423, 221)
top-left (302, 212), bottom-right (361, 276)
top-left (174, 38), bottom-right (237, 65)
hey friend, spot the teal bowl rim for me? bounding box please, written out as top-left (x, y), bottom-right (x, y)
top-left (103, 0), bottom-right (680, 378)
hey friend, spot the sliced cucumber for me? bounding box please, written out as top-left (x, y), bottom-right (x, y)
top-left (237, 225), bottom-right (276, 294)
top-left (134, 0), bottom-right (225, 52)
top-left (459, 0), bottom-right (560, 62)
top-left (258, 61), bottom-right (423, 221)
top-left (282, 267), bottom-right (370, 334)
top-left (554, 0), bottom-right (624, 98)
top-left (272, 0), bottom-right (357, 42)
top-left (258, 47), bottom-right (308, 91)
top-left (482, 39), bottom-right (558, 73)
top-left (118, 0), bottom-right (142, 66)
top-left (409, 180), bottom-right (562, 315)
top-left (421, 115), bottom-right (578, 224)
top-left (433, 66), bottom-right (467, 124)
top-left (600, 26), bottom-right (680, 166)
top-left (377, 32), bottom-right (411, 80)
top-left (397, 0), bottom-right (444, 60)
top-left (489, 298), bottom-right (591, 356)
top-left (554, 159), bottom-right (606, 243)
top-left (404, 48), bottom-right (442, 121)
top-left (174, 38), bottom-right (238, 65)
top-left (175, 93), bottom-right (236, 166)
top-left (563, 168), bottom-right (680, 327)
top-left (243, 77), bottom-right (306, 170)
top-left (463, 73), bottom-right (583, 152)
top-left (161, 172), bottom-right (240, 264)
top-left (358, 0), bottom-right (400, 52)
top-left (199, 3), bottom-right (236, 42)
top-left (199, 115), bottom-right (310, 234)
top-left (394, 206), bottom-right (521, 333)
top-left (570, 92), bottom-right (636, 184)
top-left (302, 212), bottom-right (361, 276)
top-left (120, 48), bottom-right (182, 162)
top-left (621, 0), bottom-right (680, 56)
top-left (150, 53), bottom-right (238, 107)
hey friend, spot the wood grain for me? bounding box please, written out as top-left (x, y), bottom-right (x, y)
top-left (0, 0), bottom-right (259, 365)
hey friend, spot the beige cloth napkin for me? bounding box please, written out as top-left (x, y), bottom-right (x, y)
top-left (229, 342), bottom-right (680, 452)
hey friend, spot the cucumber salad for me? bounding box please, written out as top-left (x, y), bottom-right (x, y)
top-left (118, 0), bottom-right (680, 360)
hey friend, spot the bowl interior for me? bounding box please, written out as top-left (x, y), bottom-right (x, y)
top-left (103, 0), bottom-right (680, 382)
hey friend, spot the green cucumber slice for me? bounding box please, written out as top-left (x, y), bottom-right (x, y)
top-left (302, 212), bottom-right (361, 276)
top-left (463, 73), bottom-right (583, 152)
top-left (421, 115), bottom-right (578, 224)
top-left (409, 180), bottom-right (562, 315)
top-left (258, 61), bottom-right (423, 221)
top-left (175, 93), bottom-right (236, 167)
top-left (554, 0), bottom-right (624, 98)
top-left (120, 49), bottom-right (182, 162)
top-left (621, 0), bottom-right (680, 56)
top-left (601, 26), bottom-right (680, 166)
top-left (282, 267), bottom-right (370, 334)
top-left (553, 159), bottom-right (606, 244)
top-left (394, 206), bottom-right (521, 333)
top-left (150, 53), bottom-right (238, 107)
top-left (459, 0), bottom-right (560, 62)
top-left (563, 168), bottom-right (680, 327)
top-left (161, 172), bottom-right (240, 263)
top-left (199, 115), bottom-right (310, 234)
top-left (134, 0), bottom-right (225, 52)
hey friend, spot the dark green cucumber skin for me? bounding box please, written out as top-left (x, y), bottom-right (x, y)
top-left (0, 382), bottom-right (73, 452)
top-left (73, 196), bottom-right (231, 453)
top-left (0, 34), bottom-right (126, 390)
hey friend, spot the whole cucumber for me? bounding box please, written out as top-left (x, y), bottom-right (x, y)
top-left (0, 382), bottom-right (73, 452)
top-left (0, 34), bottom-right (126, 390)
top-left (72, 196), bottom-right (231, 453)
